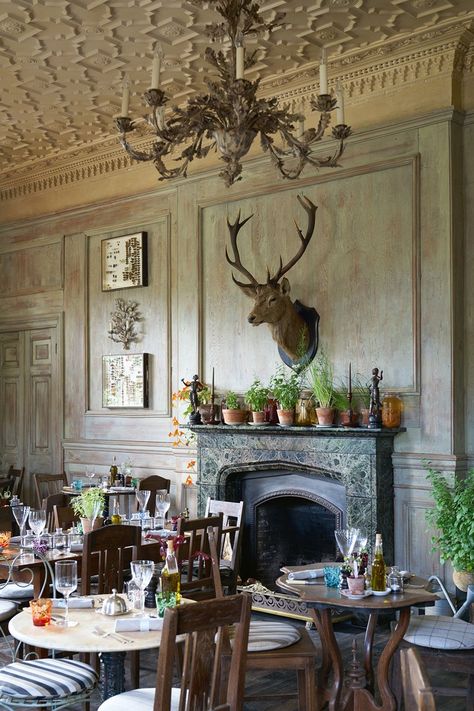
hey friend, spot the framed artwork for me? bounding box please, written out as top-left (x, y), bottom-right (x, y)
top-left (102, 353), bottom-right (149, 408)
top-left (101, 232), bottom-right (148, 291)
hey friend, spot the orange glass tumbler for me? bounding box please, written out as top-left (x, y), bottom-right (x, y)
top-left (30, 598), bottom-right (52, 626)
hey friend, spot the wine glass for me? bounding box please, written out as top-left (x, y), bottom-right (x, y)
top-left (334, 528), bottom-right (360, 559)
top-left (12, 504), bottom-right (30, 545)
top-left (130, 560), bottom-right (154, 616)
top-left (355, 530), bottom-right (368, 554)
top-left (155, 491), bottom-right (171, 530)
top-left (55, 560), bottom-right (78, 627)
top-left (28, 509), bottom-right (46, 541)
top-left (136, 490), bottom-right (151, 519)
top-left (85, 466), bottom-right (95, 487)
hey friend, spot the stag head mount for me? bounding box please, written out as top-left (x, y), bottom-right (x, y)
top-left (226, 194), bottom-right (320, 366)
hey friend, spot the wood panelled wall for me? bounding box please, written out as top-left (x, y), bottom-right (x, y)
top-left (0, 109), bottom-right (469, 581)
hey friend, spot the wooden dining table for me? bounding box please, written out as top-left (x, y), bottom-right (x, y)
top-left (277, 564), bottom-right (438, 711)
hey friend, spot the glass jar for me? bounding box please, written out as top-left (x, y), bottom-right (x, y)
top-left (381, 394), bottom-right (402, 428)
top-left (295, 394), bottom-right (314, 426)
top-left (387, 565), bottom-right (403, 593)
top-left (53, 527), bottom-right (69, 554)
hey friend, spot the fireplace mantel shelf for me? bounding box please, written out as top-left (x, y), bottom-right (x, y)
top-left (188, 424), bottom-right (405, 438)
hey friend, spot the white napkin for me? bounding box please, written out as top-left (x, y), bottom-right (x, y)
top-left (70, 544), bottom-right (83, 552)
top-left (115, 617), bottom-right (163, 632)
top-left (52, 598), bottom-right (94, 609)
top-left (287, 569), bottom-right (324, 581)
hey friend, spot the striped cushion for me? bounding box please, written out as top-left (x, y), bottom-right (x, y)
top-left (0, 658), bottom-right (98, 699)
top-left (228, 620), bottom-right (301, 652)
top-left (404, 615), bottom-right (474, 650)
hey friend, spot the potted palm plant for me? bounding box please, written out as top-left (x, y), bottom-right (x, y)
top-left (306, 351), bottom-right (336, 426)
top-left (71, 487), bottom-right (106, 533)
top-left (222, 391), bottom-right (248, 425)
top-left (245, 379), bottom-right (269, 424)
top-left (426, 467), bottom-right (474, 591)
top-left (269, 367), bottom-right (301, 426)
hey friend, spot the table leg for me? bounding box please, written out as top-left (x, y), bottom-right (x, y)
top-left (310, 608), bottom-right (344, 711)
top-left (99, 651), bottom-right (126, 700)
top-left (364, 611), bottom-right (378, 692)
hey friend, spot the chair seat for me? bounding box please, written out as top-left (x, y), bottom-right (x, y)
top-left (0, 658), bottom-right (98, 700)
top-left (229, 620), bottom-right (301, 652)
top-left (99, 687), bottom-right (182, 710)
top-left (0, 582), bottom-right (34, 600)
top-left (0, 600), bottom-right (18, 622)
top-left (404, 615), bottom-right (474, 650)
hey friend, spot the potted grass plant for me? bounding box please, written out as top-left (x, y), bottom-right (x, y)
top-left (426, 467), bottom-right (474, 591)
top-left (71, 487), bottom-right (106, 533)
top-left (306, 351), bottom-right (336, 426)
top-left (222, 391), bottom-right (248, 425)
top-left (269, 367), bottom-right (301, 426)
top-left (245, 379), bottom-right (269, 424)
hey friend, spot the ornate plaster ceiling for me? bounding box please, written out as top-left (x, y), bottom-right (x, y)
top-left (0, 0), bottom-right (473, 175)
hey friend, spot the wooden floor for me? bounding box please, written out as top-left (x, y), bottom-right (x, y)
top-left (3, 613), bottom-right (468, 710)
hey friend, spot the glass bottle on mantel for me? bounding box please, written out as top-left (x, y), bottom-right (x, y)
top-left (370, 533), bottom-right (387, 592)
top-left (160, 540), bottom-right (181, 604)
top-left (381, 394), bottom-right (402, 429)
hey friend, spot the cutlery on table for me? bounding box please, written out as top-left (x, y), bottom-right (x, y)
top-left (93, 625), bottom-right (132, 644)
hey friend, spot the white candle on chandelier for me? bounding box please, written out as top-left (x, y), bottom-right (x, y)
top-left (121, 79), bottom-right (130, 116)
top-left (319, 48), bottom-right (328, 95)
top-left (151, 44), bottom-right (161, 90)
top-left (235, 32), bottom-right (245, 80)
top-left (336, 82), bottom-right (345, 125)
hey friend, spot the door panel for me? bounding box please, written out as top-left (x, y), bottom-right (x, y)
top-left (0, 333), bottom-right (24, 474)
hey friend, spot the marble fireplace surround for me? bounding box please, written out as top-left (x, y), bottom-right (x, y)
top-left (191, 425), bottom-right (401, 564)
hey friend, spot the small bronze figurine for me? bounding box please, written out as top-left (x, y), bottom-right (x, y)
top-left (182, 374), bottom-right (204, 424)
top-left (368, 367), bottom-right (383, 429)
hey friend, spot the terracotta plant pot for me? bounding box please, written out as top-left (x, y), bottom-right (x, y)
top-left (222, 408), bottom-right (248, 425)
top-left (347, 575), bottom-right (365, 595)
top-left (81, 516), bottom-right (103, 534)
top-left (316, 407), bottom-right (335, 426)
top-left (453, 570), bottom-right (474, 592)
top-left (277, 409), bottom-right (295, 426)
top-left (251, 411), bottom-right (265, 424)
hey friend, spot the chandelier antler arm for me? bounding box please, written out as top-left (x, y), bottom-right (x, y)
top-left (225, 212), bottom-right (258, 287)
top-left (269, 195), bottom-right (317, 283)
top-left (119, 135), bottom-right (158, 163)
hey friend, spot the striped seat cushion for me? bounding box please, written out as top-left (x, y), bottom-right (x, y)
top-left (0, 658), bottom-right (98, 699)
top-left (229, 620), bottom-right (301, 652)
top-left (404, 615), bottom-right (474, 650)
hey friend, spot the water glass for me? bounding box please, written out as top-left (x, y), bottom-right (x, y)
top-left (29, 509), bottom-right (47, 539)
top-left (55, 560), bottom-right (78, 627)
top-left (155, 491), bottom-right (171, 529)
top-left (53, 528), bottom-right (69, 554)
top-left (324, 566), bottom-right (341, 588)
top-left (124, 580), bottom-right (143, 611)
top-left (130, 560), bottom-right (154, 616)
top-left (30, 598), bottom-right (52, 627)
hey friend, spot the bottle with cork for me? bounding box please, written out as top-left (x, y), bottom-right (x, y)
top-left (370, 532), bottom-right (387, 592)
top-left (160, 539), bottom-right (181, 604)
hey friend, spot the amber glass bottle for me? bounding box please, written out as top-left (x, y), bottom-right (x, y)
top-left (381, 394), bottom-right (402, 429)
top-left (370, 533), bottom-right (386, 592)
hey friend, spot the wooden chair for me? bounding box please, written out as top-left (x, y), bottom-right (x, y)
top-left (207, 526), bottom-right (318, 711)
top-left (136, 475), bottom-right (170, 516)
top-left (6, 466), bottom-right (25, 499)
top-left (33, 473), bottom-right (68, 507)
top-left (81, 524), bottom-right (141, 595)
top-left (97, 594), bottom-right (251, 711)
top-left (205, 497), bottom-right (244, 594)
top-left (43, 492), bottom-right (68, 531)
top-left (400, 647), bottom-right (437, 710)
top-left (176, 514), bottom-right (223, 601)
top-left (53, 504), bottom-right (79, 531)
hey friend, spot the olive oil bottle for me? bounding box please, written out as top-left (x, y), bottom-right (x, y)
top-left (160, 540), bottom-right (181, 604)
top-left (111, 497), bottom-right (121, 525)
top-left (370, 533), bottom-right (386, 592)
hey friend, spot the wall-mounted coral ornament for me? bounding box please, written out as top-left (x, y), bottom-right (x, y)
top-left (108, 298), bottom-right (142, 350)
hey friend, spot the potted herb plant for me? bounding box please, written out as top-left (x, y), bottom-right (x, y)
top-left (245, 379), bottom-right (269, 424)
top-left (426, 467), bottom-right (474, 591)
top-left (306, 351), bottom-right (336, 426)
top-left (222, 391), bottom-right (247, 425)
top-left (269, 367), bottom-right (301, 426)
top-left (71, 487), bottom-right (106, 533)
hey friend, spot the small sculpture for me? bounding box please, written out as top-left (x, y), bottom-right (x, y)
top-left (368, 367), bottom-right (383, 429)
top-left (181, 374), bottom-right (204, 424)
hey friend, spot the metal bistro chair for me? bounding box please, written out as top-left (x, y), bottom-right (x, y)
top-left (0, 551), bottom-right (98, 710)
top-left (97, 594), bottom-right (251, 711)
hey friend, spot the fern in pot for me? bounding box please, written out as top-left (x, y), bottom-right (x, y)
top-left (245, 380), bottom-right (269, 424)
top-left (222, 391), bottom-right (248, 425)
top-left (71, 487), bottom-right (106, 533)
top-left (306, 351), bottom-right (336, 426)
top-left (270, 367), bottom-right (301, 426)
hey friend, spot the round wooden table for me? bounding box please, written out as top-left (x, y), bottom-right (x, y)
top-left (277, 570), bottom-right (438, 711)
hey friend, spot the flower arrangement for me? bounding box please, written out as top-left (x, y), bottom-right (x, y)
top-left (71, 487), bottom-right (105, 520)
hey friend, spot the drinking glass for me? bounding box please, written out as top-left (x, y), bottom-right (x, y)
top-left (85, 466), bottom-right (95, 487)
top-left (155, 491), bottom-right (171, 529)
top-left (130, 560), bottom-right (154, 616)
top-left (55, 560), bottom-right (78, 627)
top-left (136, 490), bottom-right (151, 518)
top-left (12, 504), bottom-right (30, 545)
top-left (355, 530), bottom-right (368, 554)
top-left (28, 509), bottom-right (46, 541)
top-left (334, 528), bottom-right (360, 558)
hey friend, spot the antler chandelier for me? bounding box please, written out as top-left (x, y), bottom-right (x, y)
top-left (115, 0), bottom-right (352, 187)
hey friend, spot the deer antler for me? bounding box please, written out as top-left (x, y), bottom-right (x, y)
top-left (268, 194), bottom-right (318, 284)
top-left (225, 212), bottom-right (258, 288)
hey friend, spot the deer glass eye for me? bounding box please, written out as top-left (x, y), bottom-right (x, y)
top-left (268, 296), bottom-right (277, 304)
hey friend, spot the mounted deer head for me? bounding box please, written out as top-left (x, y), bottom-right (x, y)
top-left (226, 194), bottom-right (319, 365)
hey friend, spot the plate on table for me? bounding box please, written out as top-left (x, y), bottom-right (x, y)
top-left (371, 588), bottom-right (391, 596)
top-left (341, 589), bottom-right (373, 600)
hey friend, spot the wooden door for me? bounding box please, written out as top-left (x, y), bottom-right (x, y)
top-left (0, 332), bottom-right (25, 477)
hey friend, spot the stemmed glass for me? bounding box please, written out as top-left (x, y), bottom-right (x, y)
top-left (155, 491), bottom-right (171, 530)
top-left (85, 466), bottom-right (95, 487)
top-left (334, 528), bottom-right (360, 558)
top-left (12, 505), bottom-right (30, 545)
top-left (136, 490), bottom-right (151, 519)
top-left (28, 509), bottom-right (46, 542)
top-left (354, 530), bottom-right (368, 555)
top-left (55, 560), bottom-right (78, 627)
top-left (130, 560), bottom-right (154, 616)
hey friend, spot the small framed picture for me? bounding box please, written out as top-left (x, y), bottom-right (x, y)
top-left (102, 353), bottom-right (149, 408)
top-left (101, 232), bottom-right (148, 291)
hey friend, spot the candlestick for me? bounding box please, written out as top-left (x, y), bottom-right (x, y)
top-left (336, 82), bottom-right (345, 125)
top-left (319, 48), bottom-right (328, 94)
top-left (348, 362), bottom-right (352, 399)
top-left (211, 367), bottom-right (215, 404)
top-left (151, 47), bottom-right (161, 90)
top-left (121, 79), bottom-right (130, 116)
